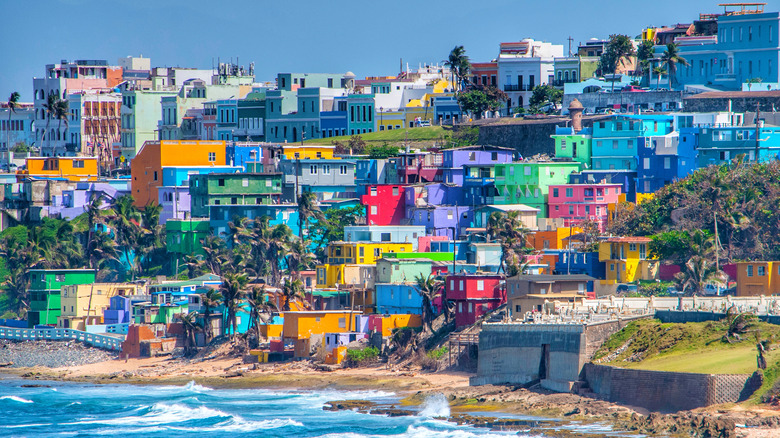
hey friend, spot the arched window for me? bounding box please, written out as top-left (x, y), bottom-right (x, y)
top-left (572, 71), bottom-right (578, 82)
top-left (557, 71), bottom-right (562, 82)
top-left (564, 71), bottom-right (570, 81)
top-left (518, 96), bottom-right (524, 107)
top-left (292, 127), bottom-right (297, 142)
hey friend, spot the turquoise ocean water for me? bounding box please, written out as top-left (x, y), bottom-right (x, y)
top-left (0, 377), bottom-right (634, 437)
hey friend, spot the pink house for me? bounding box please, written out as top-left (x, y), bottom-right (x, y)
top-left (547, 183), bottom-right (621, 231)
top-left (418, 235), bottom-right (448, 252)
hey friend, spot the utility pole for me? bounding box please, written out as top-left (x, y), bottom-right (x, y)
top-left (714, 211), bottom-right (720, 271)
top-left (755, 102), bottom-right (761, 163)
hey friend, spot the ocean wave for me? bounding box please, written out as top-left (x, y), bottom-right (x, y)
top-left (315, 424), bottom-right (524, 438)
top-left (184, 381), bottom-right (213, 392)
top-left (418, 393), bottom-right (450, 418)
top-left (168, 417), bottom-right (303, 433)
top-left (69, 403), bottom-right (232, 426)
top-left (0, 395), bottom-right (33, 403)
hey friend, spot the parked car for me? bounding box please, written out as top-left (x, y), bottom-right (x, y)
top-left (622, 85), bottom-right (647, 92)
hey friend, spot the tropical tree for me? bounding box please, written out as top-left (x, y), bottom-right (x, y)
top-left (53, 98), bottom-right (69, 149)
top-left (745, 77), bottom-right (763, 91)
top-left (415, 273), bottom-right (443, 331)
top-left (110, 195), bottom-right (142, 279)
top-left (285, 237), bottom-right (314, 279)
top-left (457, 87), bottom-right (507, 119)
top-left (280, 278), bottom-right (306, 311)
top-left (5, 92), bottom-right (20, 152)
top-left (201, 234), bottom-right (230, 276)
top-left (201, 288), bottom-right (223, 342)
top-left (636, 40), bottom-right (655, 79)
top-left (529, 85), bottom-right (563, 113)
top-left (246, 286), bottom-right (277, 341)
top-left (297, 191), bottom-right (324, 239)
top-left (487, 211), bottom-right (532, 276)
top-left (308, 205), bottom-right (364, 260)
top-left (220, 272), bottom-right (248, 338)
top-left (41, 92), bottom-right (57, 149)
top-left (653, 66), bottom-right (667, 89)
top-left (599, 34), bottom-right (636, 92)
top-left (660, 43), bottom-right (688, 90)
top-left (444, 45), bottom-right (471, 92)
top-left (176, 311), bottom-right (201, 356)
top-left (673, 256), bottom-right (728, 296)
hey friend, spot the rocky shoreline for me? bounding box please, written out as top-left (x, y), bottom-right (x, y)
top-left (2, 340), bottom-right (779, 438)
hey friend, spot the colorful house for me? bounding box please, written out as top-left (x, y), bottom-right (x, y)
top-left (282, 310), bottom-right (363, 357)
top-left (637, 130), bottom-right (696, 194)
top-left (376, 258), bottom-right (433, 284)
top-left (472, 204), bottom-right (540, 230)
top-left (590, 115), bottom-right (674, 172)
top-left (553, 125), bottom-right (592, 168)
top-left (343, 225), bottom-right (426, 250)
top-left (555, 251), bottom-right (605, 279)
top-left (406, 205), bottom-right (472, 239)
top-left (57, 282), bottom-right (145, 330)
top-left (129, 140), bottom-right (229, 207)
top-left (446, 274), bottom-right (504, 328)
top-left (506, 274), bottom-right (595, 317)
top-left (279, 158), bottom-right (356, 202)
top-left (568, 169), bottom-right (638, 203)
top-left (441, 145), bottom-right (514, 185)
top-left (189, 172), bottom-right (283, 218)
top-left (598, 237), bottom-right (658, 284)
top-left (361, 184), bottom-right (408, 225)
top-left (165, 218), bottom-right (210, 258)
top-left (493, 161), bottom-right (582, 216)
top-left (736, 261), bottom-right (780, 297)
top-left (27, 269), bottom-right (96, 327)
top-left (281, 144), bottom-right (336, 160)
top-left (374, 283), bottom-right (423, 315)
top-left (547, 183), bottom-right (621, 231)
top-left (18, 157), bottom-right (99, 182)
top-left (394, 150), bottom-right (443, 184)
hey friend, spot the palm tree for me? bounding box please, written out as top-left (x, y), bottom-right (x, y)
top-left (636, 40), bottom-right (655, 80)
top-left (286, 237), bottom-right (314, 279)
top-left (227, 215), bottom-right (252, 248)
top-left (487, 211), bottom-right (531, 276)
top-left (220, 272), bottom-right (248, 338)
top-left (5, 92), bottom-right (20, 153)
top-left (297, 191), bottom-right (324, 239)
top-left (415, 273), bottom-right (442, 331)
top-left (653, 66), bottom-right (667, 90)
top-left (280, 278), bottom-right (306, 311)
top-left (267, 224), bottom-right (293, 286)
top-left (201, 234), bottom-right (229, 276)
top-left (673, 256), bottom-right (728, 296)
top-left (41, 92), bottom-right (57, 151)
top-left (660, 43), bottom-right (689, 90)
top-left (444, 45), bottom-right (470, 92)
top-left (110, 195), bottom-right (142, 279)
top-left (53, 98), bottom-right (69, 150)
top-left (201, 288), bottom-right (223, 341)
top-left (246, 286), bottom-right (277, 341)
top-left (176, 311), bottom-right (201, 356)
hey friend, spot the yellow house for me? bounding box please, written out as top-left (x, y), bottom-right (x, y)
top-left (57, 282), bottom-right (146, 330)
top-left (281, 145), bottom-right (336, 160)
top-left (377, 110), bottom-right (405, 132)
top-left (282, 310), bottom-right (363, 357)
top-left (528, 227), bottom-right (583, 251)
top-left (326, 242), bottom-right (412, 265)
top-left (373, 314), bottom-right (422, 337)
top-left (599, 237), bottom-right (658, 284)
top-left (19, 157), bottom-right (99, 182)
top-left (315, 264), bottom-right (375, 289)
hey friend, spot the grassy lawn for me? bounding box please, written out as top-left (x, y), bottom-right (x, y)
top-left (306, 126), bottom-right (450, 145)
top-left (624, 346), bottom-right (778, 374)
top-left (596, 318), bottom-right (780, 375)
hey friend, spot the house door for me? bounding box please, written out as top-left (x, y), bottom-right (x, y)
top-left (539, 344), bottom-right (550, 380)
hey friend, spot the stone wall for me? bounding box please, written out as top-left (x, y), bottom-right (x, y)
top-left (683, 92), bottom-right (780, 113)
top-left (562, 91), bottom-right (684, 114)
top-left (584, 364), bottom-right (754, 412)
top-left (477, 120), bottom-right (561, 157)
top-left (655, 310), bottom-right (780, 325)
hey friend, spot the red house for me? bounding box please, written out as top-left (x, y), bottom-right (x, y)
top-left (361, 184), bottom-right (407, 225)
top-left (446, 274), bottom-right (505, 328)
top-left (394, 151), bottom-right (443, 184)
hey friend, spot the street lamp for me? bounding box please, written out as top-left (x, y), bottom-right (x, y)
top-left (379, 106), bottom-right (383, 131)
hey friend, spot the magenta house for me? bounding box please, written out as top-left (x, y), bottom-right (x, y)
top-left (547, 183), bottom-right (621, 231)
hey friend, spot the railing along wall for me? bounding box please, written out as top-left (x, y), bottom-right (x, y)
top-left (0, 327), bottom-right (123, 351)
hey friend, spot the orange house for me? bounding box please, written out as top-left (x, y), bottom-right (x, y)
top-left (736, 261), bottom-right (780, 296)
top-left (130, 140), bottom-right (227, 207)
top-left (18, 157), bottom-right (99, 182)
top-left (527, 227), bottom-right (583, 251)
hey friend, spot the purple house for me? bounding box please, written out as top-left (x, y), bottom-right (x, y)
top-left (159, 186), bottom-right (191, 224)
top-left (404, 183), bottom-right (463, 208)
top-left (442, 146), bottom-right (515, 186)
top-left (104, 295), bottom-right (132, 325)
top-left (405, 205), bottom-right (473, 239)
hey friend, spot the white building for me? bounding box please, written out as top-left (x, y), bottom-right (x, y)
top-left (496, 39), bottom-right (564, 114)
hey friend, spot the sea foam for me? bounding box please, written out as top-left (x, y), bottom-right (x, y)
top-left (419, 393), bottom-right (450, 418)
top-left (0, 395), bottom-right (33, 403)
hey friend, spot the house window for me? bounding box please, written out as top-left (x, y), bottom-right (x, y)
top-left (459, 302), bottom-right (463, 313)
top-left (553, 188), bottom-right (559, 197)
top-left (747, 265), bottom-right (753, 277)
top-left (629, 243), bottom-right (637, 251)
top-left (310, 165), bottom-right (318, 175)
top-left (568, 206), bottom-right (574, 215)
top-left (469, 152), bottom-right (476, 161)
top-left (459, 280), bottom-right (464, 290)
top-left (153, 171), bottom-right (158, 181)
top-left (524, 166), bottom-right (531, 176)
top-left (565, 188), bottom-right (573, 197)
top-left (370, 205), bottom-right (378, 215)
top-left (242, 178), bottom-right (249, 187)
top-left (758, 266), bottom-right (766, 276)
top-left (450, 280), bottom-right (454, 290)
top-left (643, 158), bottom-right (650, 169)
top-left (664, 157), bottom-right (671, 169)
top-left (370, 187), bottom-right (377, 196)
top-left (208, 152), bottom-right (216, 162)
top-left (323, 164), bottom-right (330, 174)
top-left (218, 178), bottom-right (225, 186)
top-left (477, 280), bottom-right (484, 291)
top-left (392, 187), bottom-right (399, 196)
top-left (339, 165), bottom-right (348, 175)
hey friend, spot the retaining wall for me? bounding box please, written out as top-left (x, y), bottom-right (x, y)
top-left (584, 363), bottom-right (755, 412)
top-left (0, 326), bottom-right (122, 351)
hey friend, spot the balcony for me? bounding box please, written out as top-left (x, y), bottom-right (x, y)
top-left (464, 176), bottom-right (495, 185)
top-left (503, 84), bottom-right (533, 92)
top-left (714, 74), bottom-right (737, 82)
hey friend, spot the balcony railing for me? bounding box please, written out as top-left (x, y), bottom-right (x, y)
top-left (503, 84), bottom-right (533, 92)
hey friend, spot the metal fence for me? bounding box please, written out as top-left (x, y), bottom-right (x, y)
top-left (0, 327), bottom-right (123, 351)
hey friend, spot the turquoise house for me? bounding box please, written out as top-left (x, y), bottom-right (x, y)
top-left (591, 115), bottom-right (674, 171)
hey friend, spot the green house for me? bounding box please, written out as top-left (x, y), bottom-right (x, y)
top-left (493, 161), bottom-right (582, 216)
top-left (375, 258), bottom-right (433, 283)
top-left (27, 269), bottom-right (96, 327)
top-left (189, 172), bottom-right (283, 218)
top-left (166, 219), bottom-right (211, 257)
top-left (552, 127), bottom-right (592, 168)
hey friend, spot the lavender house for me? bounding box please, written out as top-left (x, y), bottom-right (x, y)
top-left (404, 183), bottom-right (463, 208)
top-left (405, 205), bottom-right (473, 239)
top-left (158, 186), bottom-right (191, 224)
top-left (442, 145), bottom-right (514, 186)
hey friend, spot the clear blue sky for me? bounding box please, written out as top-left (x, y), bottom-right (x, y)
top-left (0, 0), bottom-right (733, 102)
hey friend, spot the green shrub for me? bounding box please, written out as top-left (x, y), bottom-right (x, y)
top-left (345, 347), bottom-right (379, 365)
top-left (427, 346), bottom-right (449, 360)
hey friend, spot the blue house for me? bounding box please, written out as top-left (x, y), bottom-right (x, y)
top-left (374, 283), bottom-right (422, 315)
top-left (320, 104), bottom-right (348, 139)
top-left (209, 204), bottom-right (300, 239)
top-left (696, 124), bottom-right (780, 167)
top-left (227, 143), bottom-right (269, 171)
top-left (442, 145), bottom-right (514, 186)
top-left (672, 8), bottom-right (780, 91)
top-left (355, 158), bottom-right (394, 190)
top-left (636, 131), bottom-right (696, 194)
top-left (462, 164), bottom-right (499, 206)
top-left (591, 115), bottom-right (674, 172)
top-left (555, 251), bottom-right (605, 279)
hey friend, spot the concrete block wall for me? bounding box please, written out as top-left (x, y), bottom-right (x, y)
top-left (584, 364), bottom-right (752, 412)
